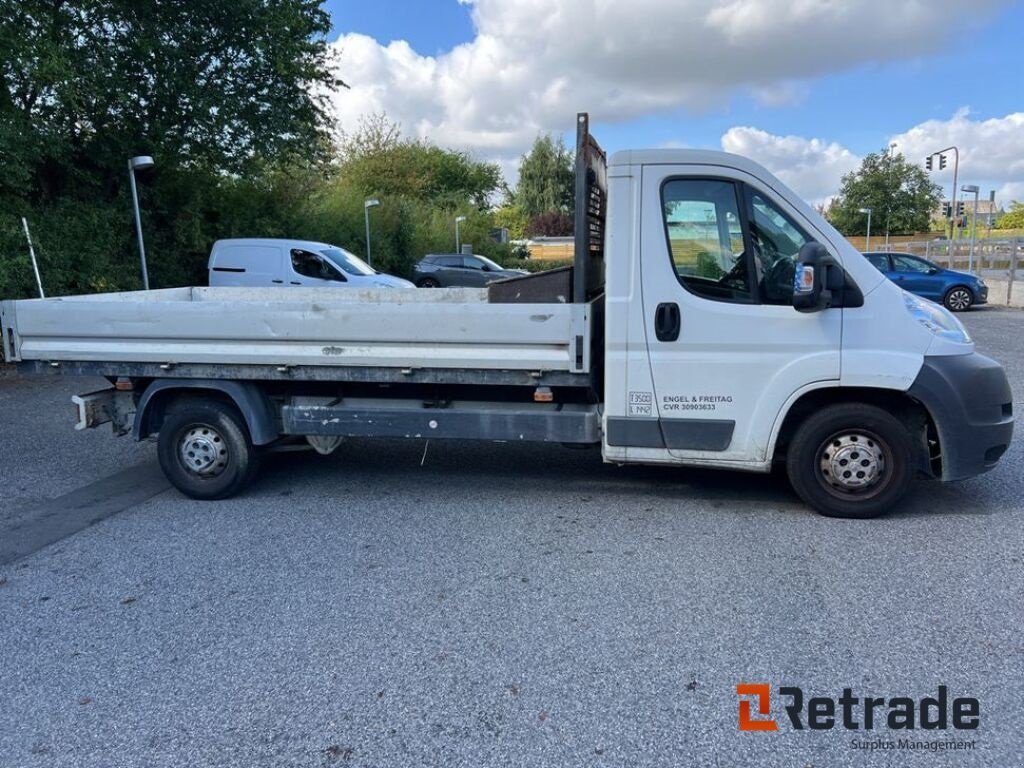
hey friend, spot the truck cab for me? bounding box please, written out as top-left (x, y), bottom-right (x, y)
top-left (600, 146), bottom-right (1011, 515)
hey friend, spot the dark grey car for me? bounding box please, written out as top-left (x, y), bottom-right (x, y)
top-left (412, 253), bottom-right (527, 288)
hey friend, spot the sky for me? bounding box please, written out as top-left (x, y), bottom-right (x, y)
top-left (323, 0), bottom-right (1024, 207)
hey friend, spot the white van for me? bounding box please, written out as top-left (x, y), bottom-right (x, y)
top-left (208, 238), bottom-right (414, 289)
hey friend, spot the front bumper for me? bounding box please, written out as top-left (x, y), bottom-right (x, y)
top-left (908, 353), bottom-right (1013, 480)
top-left (976, 284), bottom-right (989, 304)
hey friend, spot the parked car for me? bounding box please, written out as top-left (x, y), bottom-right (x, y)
top-left (208, 238), bottom-right (414, 289)
top-left (412, 253), bottom-right (527, 288)
top-left (862, 251), bottom-right (987, 311)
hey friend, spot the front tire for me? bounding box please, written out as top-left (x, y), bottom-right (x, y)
top-left (786, 403), bottom-right (914, 519)
top-left (944, 286), bottom-right (973, 312)
top-left (417, 277), bottom-right (440, 288)
top-left (157, 398), bottom-right (260, 500)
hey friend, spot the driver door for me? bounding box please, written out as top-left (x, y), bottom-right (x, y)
top-left (637, 165), bottom-right (842, 462)
top-left (461, 256), bottom-right (494, 286)
top-left (889, 254), bottom-right (942, 301)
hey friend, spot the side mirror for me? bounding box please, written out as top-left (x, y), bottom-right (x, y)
top-left (793, 242), bottom-right (842, 313)
top-left (927, 267), bottom-right (940, 275)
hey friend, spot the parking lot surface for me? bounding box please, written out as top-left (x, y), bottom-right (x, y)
top-left (1, 308), bottom-right (1022, 767)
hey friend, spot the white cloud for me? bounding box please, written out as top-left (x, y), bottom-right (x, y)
top-left (329, 0), bottom-right (1008, 172)
top-left (720, 127), bottom-right (860, 204)
top-left (889, 109), bottom-right (1024, 197)
top-left (718, 109), bottom-right (1024, 207)
top-left (995, 182), bottom-right (1024, 206)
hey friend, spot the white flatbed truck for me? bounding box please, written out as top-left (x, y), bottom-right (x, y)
top-left (1, 115), bottom-right (1013, 517)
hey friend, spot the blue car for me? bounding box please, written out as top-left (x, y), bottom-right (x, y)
top-left (863, 251), bottom-right (988, 312)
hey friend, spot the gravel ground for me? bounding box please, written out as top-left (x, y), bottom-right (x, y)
top-left (0, 307), bottom-right (1021, 767)
top-left (0, 370), bottom-right (155, 526)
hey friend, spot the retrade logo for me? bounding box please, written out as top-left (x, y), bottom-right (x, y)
top-left (735, 684), bottom-right (979, 732)
top-left (736, 684), bottom-right (778, 731)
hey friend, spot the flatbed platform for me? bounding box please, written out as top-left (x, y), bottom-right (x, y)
top-left (2, 286), bottom-right (596, 377)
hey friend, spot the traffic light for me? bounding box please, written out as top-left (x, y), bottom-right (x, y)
top-left (956, 201), bottom-right (965, 217)
top-left (942, 202), bottom-right (952, 218)
top-left (925, 156), bottom-right (933, 171)
top-left (939, 154), bottom-right (947, 170)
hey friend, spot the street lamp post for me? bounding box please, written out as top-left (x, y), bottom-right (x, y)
top-left (859, 207), bottom-right (872, 252)
top-left (961, 185), bottom-right (980, 273)
top-left (455, 215), bottom-right (467, 253)
top-left (364, 199), bottom-right (380, 267)
top-left (128, 155), bottom-right (154, 290)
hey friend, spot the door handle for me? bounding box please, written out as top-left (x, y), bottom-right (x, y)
top-left (290, 281), bottom-right (301, 285)
top-left (272, 279), bottom-right (283, 284)
top-left (654, 302), bottom-right (681, 342)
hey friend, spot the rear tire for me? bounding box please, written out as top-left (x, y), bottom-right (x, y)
top-left (156, 398), bottom-right (260, 500)
top-left (943, 286), bottom-right (973, 312)
top-left (417, 277), bottom-right (440, 288)
top-left (786, 403), bottom-right (914, 519)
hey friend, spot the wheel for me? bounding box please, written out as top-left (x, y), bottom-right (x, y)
top-left (156, 398), bottom-right (260, 500)
top-left (417, 277), bottom-right (440, 288)
top-left (785, 403), bottom-right (914, 519)
top-left (944, 286), bottom-right (973, 312)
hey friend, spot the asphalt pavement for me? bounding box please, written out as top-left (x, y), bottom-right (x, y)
top-left (0, 308), bottom-right (1022, 768)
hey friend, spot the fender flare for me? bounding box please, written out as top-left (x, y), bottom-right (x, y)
top-left (133, 379), bottom-right (278, 445)
top-left (764, 381), bottom-right (838, 460)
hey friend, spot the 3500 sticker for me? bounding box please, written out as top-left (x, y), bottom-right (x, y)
top-left (628, 391), bottom-right (652, 416)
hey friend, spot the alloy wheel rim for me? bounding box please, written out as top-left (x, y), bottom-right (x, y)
top-left (948, 290), bottom-right (971, 310)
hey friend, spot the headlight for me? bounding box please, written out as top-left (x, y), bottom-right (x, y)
top-left (903, 291), bottom-right (971, 343)
top-left (976, 278), bottom-right (986, 287)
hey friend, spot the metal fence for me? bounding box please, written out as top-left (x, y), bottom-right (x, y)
top-left (882, 237), bottom-right (1023, 307)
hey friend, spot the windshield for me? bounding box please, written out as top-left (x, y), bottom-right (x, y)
top-left (321, 247), bottom-right (375, 276)
top-left (475, 254), bottom-right (504, 271)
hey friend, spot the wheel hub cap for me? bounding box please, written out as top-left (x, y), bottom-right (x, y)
top-left (179, 427), bottom-right (228, 476)
top-left (820, 433), bottom-right (885, 492)
top-left (949, 290), bottom-right (971, 310)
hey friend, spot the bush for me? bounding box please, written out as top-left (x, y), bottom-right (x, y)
top-left (0, 201), bottom-right (138, 298)
top-left (527, 211), bottom-right (573, 237)
top-left (0, 99), bottom-right (523, 297)
top-left (0, 164), bottom-right (529, 298)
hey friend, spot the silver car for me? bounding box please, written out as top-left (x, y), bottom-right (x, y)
top-left (412, 253), bottom-right (527, 288)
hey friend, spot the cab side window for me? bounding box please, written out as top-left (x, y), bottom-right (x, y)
top-left (291, 249), bottom-right (345, 281)
top-left (747, 192), bottom-right (810, 306)
top-left (891, 254), bottom-right (931, 273)
top-left (661, 179), bottom-right (754, 302)
top-left (462, 257), bottom-right (485, 270)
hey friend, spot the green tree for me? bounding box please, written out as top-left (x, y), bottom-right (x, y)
top-left (1, 0), bottom-right (341, 202)
top-left (513, 134), bottom-right (574, 221)
top-left (996, 201), bottom-right (1024, 229)
top-left (337, 115), bottom-right (501, 210)
top-left (828, 149), bottom-right (942, 237)
top-left (492, 204), bottom-right (528, 240)
top-left (0, 0), bottom-right (342, 297)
